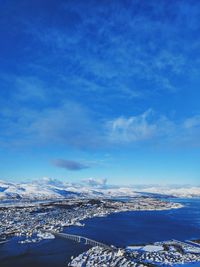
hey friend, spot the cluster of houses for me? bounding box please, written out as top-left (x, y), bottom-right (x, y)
top-left (69, 246), bottom-right (148, 267)
top-left (68, 239), bottom-right (200, 266)
top-left (0, 197), bottom-right (181, 244)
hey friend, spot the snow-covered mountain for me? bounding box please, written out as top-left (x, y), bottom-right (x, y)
top-left (0, 179), bottom-right (80, 200)
top-left (0, 178), bottom-right (200, 200)
top-left (136, 185), bottom-right (200, 198)
top-left (0, 178), bottom-right (139, 200)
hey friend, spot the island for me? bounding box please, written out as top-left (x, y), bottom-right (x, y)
top-left (0, 197), bottom-right (181, 243)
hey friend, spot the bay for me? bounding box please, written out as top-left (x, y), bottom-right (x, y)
top-left (0, 198), bottom-right (200, 267)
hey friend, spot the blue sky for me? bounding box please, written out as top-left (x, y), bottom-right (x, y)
top-left (0, 0), bottom-right (200, 185)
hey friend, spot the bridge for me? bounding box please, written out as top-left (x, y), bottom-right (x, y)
top-left (51, 231), bottom-right (115, 250)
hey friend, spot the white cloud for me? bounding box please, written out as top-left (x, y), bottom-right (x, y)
top-left (183, 115), bottom-right (200, 129)
top-left (106, 109), bottom-right (174, 144)
top-left (82, 178), bottom-right (107, 188)
top-left (1, 89), bottom-right (200, 150)
top-left (104, 110), bottom-right (200, 148)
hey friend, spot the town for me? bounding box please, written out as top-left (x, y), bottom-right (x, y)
top-left (1, 197), bottom-right (200, 266)
top-left (0, 197), bottom-right (181, 243)
top-left (69, 239), bottom-right (200, 266)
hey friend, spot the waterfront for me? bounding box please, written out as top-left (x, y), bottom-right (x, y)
top-left (65, 198), bottom-right (200, 247)
top-left (0, 198), bottom-right (200, 266)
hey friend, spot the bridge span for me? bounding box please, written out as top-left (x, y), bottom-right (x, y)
top-left (51, 231), bottom-right (115, 250)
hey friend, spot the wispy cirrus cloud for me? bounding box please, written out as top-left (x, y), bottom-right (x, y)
top-left (106, 109), bottom-right (174, 144)
top-left (1, 96), bottom-right (200, 150)
top-left (106, 110), bottom-right (200, 148)
top-left (0, 0), bottom-right (200, 152)
top-left (14, 0), bottom-right (200, 101)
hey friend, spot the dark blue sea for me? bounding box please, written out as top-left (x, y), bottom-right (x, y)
top-left (0, 198), bottom-right (200, 267)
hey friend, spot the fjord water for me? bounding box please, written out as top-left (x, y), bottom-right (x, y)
top-left (66, 198), bottom-right (200, 247)
top-left (0, 198), bottom-right (200, 267)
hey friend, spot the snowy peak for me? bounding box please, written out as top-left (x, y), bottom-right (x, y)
top-left (0, 179), bottom-right (200, 200)
top-left (0, 179), bottom-right (81, 200)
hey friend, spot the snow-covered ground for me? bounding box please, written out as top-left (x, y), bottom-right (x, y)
top-left (0, 178), bottom-right (199, 200)
top-left (136, 185), bottom-right (200, 198)
top-left (0, 178), bottom-right (140, 200)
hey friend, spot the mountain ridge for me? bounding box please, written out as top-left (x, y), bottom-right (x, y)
top-left (0, 178), bottom-right (200, 200)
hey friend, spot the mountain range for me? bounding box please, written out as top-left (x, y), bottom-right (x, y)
top-left (0, 178), bottom-right (200, 200)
